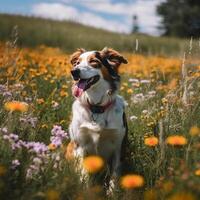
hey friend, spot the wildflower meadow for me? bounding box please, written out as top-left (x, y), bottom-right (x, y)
top-left (0, 37), bottom-right (200, 200)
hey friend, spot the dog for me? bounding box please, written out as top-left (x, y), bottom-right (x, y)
top-left (67, 47), bottom-right (128, 186)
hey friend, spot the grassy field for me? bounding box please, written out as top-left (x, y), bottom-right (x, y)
top-left (0, 34), bottom-right (200, 200)
top-left (0, 13), bottom-right (199, 57)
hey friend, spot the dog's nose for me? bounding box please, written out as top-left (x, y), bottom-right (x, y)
top-left (71, 68), bottom-right (80, 80)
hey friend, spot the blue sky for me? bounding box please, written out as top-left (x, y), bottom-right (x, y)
top-left (0, 0), bottom-right (164, 36)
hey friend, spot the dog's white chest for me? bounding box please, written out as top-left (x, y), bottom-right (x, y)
top-left (77, 124), bottom-right (119, 159)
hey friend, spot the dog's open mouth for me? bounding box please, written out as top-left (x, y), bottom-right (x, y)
top-left (72, 75), bottom-right (100, 97)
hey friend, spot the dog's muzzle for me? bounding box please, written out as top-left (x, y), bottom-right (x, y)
top-left (71, 68), bottom-right (80, 81)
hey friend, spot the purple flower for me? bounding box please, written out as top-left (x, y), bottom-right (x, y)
top-left (20, 115), bottom-right (38, 128)
top-left (0, 84), bottom-right (6, 93)
top-left (3, 91), bottom-right (12, 98)
top-left (10, 133), bottom-right (19, 141)
top-left (27, 142), bottom-right (48, 154)
top-left (50, 125), bottom-right (68, 147)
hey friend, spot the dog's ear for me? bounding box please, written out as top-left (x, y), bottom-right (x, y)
top-left (100, 47), bottom-right (128, 68)
top-left (70, 48), bottom-right (85, 65)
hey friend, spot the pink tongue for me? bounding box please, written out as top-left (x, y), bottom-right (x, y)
top-left (72, 80), bottom-right (87, 98)
top-left (72, 85), bottom-right (83, 98)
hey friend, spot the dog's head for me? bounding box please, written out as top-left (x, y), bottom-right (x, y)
top-left (70, 47), bottom-right (127, 97)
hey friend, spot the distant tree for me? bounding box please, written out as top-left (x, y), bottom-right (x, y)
top-left (157, 0), bottom-right (200, 38)
top-left (132, 15), bottom-right (139, 33)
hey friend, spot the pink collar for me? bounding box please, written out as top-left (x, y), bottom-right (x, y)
top-left (86, 99), bottom-right (114, 114)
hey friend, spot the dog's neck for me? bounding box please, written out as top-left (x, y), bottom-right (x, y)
top-left (79, 78), bottom-right (116, 105)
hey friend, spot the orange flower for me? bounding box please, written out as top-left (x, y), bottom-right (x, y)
top-left (144, 136), bottom-right (159, 147)
top-left (4, 101), bottom-right (28, 112)
top-left (65, 141), bottom-right (76, 160)
top-left (194, 169), bottom-right (200, 176)
top-left (120, 174), bottom-right (144, 189)
top-left (48, 143), bottom-right (57, 150)
top-left (46, 189), bottom-right (60, 200)
top-left (166, 135), bottom-right (187, 146)
top-left (167, 192), bottom-right (196, 200)
top-left (189, 126), bottom-right (200, 136)
top-left (0, 165), bottom-right (7, 176)
top-left (83, 156), bottom-right (104, 174)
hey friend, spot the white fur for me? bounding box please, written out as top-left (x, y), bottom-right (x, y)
top-left (69, 51), bottom-right (126, 177)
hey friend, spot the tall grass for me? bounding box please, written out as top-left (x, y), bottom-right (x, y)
top-left (0, 13), bottom-right (198, 56)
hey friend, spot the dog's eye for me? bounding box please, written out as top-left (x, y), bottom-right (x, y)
top-left (90, 59), bottom-right (99, 63)
top-left (89, 59), bottom-right (101, 68)
top-left (75, 61), bottom-right (80, 65)
top-left (72, 60), bottom-right (80, 67)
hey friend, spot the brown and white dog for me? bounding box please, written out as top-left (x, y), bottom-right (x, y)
top-left (67, 47), bottom-right (128, 185)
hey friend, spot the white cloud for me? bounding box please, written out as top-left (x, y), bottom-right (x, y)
top-left (32, 3), bottom-right (78, 21)
top-left (32, 3), bottom-right (129, 33)
top-left (82, 0), bottom-right (164, 35)
top-left (31, 0), bottom-right (164, 35)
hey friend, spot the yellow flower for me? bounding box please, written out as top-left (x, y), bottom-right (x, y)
top-left (189, 126), bottom-right (200, 136)
top-left (36, 98), bottom-right (45, 104)
top-left (59, 120), bottom-right (65, 124)
top-left (60, 90), bottom-right (68, 97)
top-left (62, 85), bottom-right (68, 89)
top-left (21, 91), bottom-right (27, 97)
top-left (46, 189), bottom-right (60, 200)
top-left (48, 143), bottom-right (57, 150)
top-left (162, 98), bottom-right (168, 104)
top-left (122, 82), bottom-right (128, 86)
top-left (144, 189), bottom-right (157, 200)
top-left (167, 192), bottom-right (196, 200)
top-left (144, 136), bottom-right (159, 147)
top-left (162, 181), bottom-right (174, 193)
top-left (166, 135), bottom-right (187, 146)
top-left (194, 169), bottom-right (200, 176)
top-left (83, 156), bottom-right (104, 174)
top-left (132, 82), bottom-right (140, 87)
top-left (41, 124), bottom-right (48, 129)
top-left (127, 88), bottom-right (133, 94)
top-left (120, 86), bottom-right (125, 91)
top-left (0, 165), bottom-right (7, 176)
top-left (4, 101), bottom-right (28, 112)
top-left (120, 174), bottom-right (144, 189)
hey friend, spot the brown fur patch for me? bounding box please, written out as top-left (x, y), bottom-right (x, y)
top-left (100, 47), bottom-right (128, 70)
top-left (87, 54), bottom-right (101, 68)
top-left (70, 48), bottom-right (85, 66)
top-left (100, 65), bottom-right (113, 81)
top-left (87, 53), bottom-right (114, 81)
top-left (99, 48), bottom-right (128, 82)
top-left (65, 141), bottom-right (77, 160)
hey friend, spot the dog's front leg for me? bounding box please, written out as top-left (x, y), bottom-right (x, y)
top-left (112, 146), bottom-right (122, 177)
top-left (106, 146), bottom-right (122, 194)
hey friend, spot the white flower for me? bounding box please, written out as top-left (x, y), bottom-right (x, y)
top-left (130, 115), bottom-right (138, 120)
top-left (129, 78), bottom-right (139, 83)
top-left (142, 110), bottom-right (148, 114)
top-left (11, 159), bottom-right (20, 169)
top-left (140, 79), bottom-right (150, 84)
top-left (148, 91), bottom-right (156, 96)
